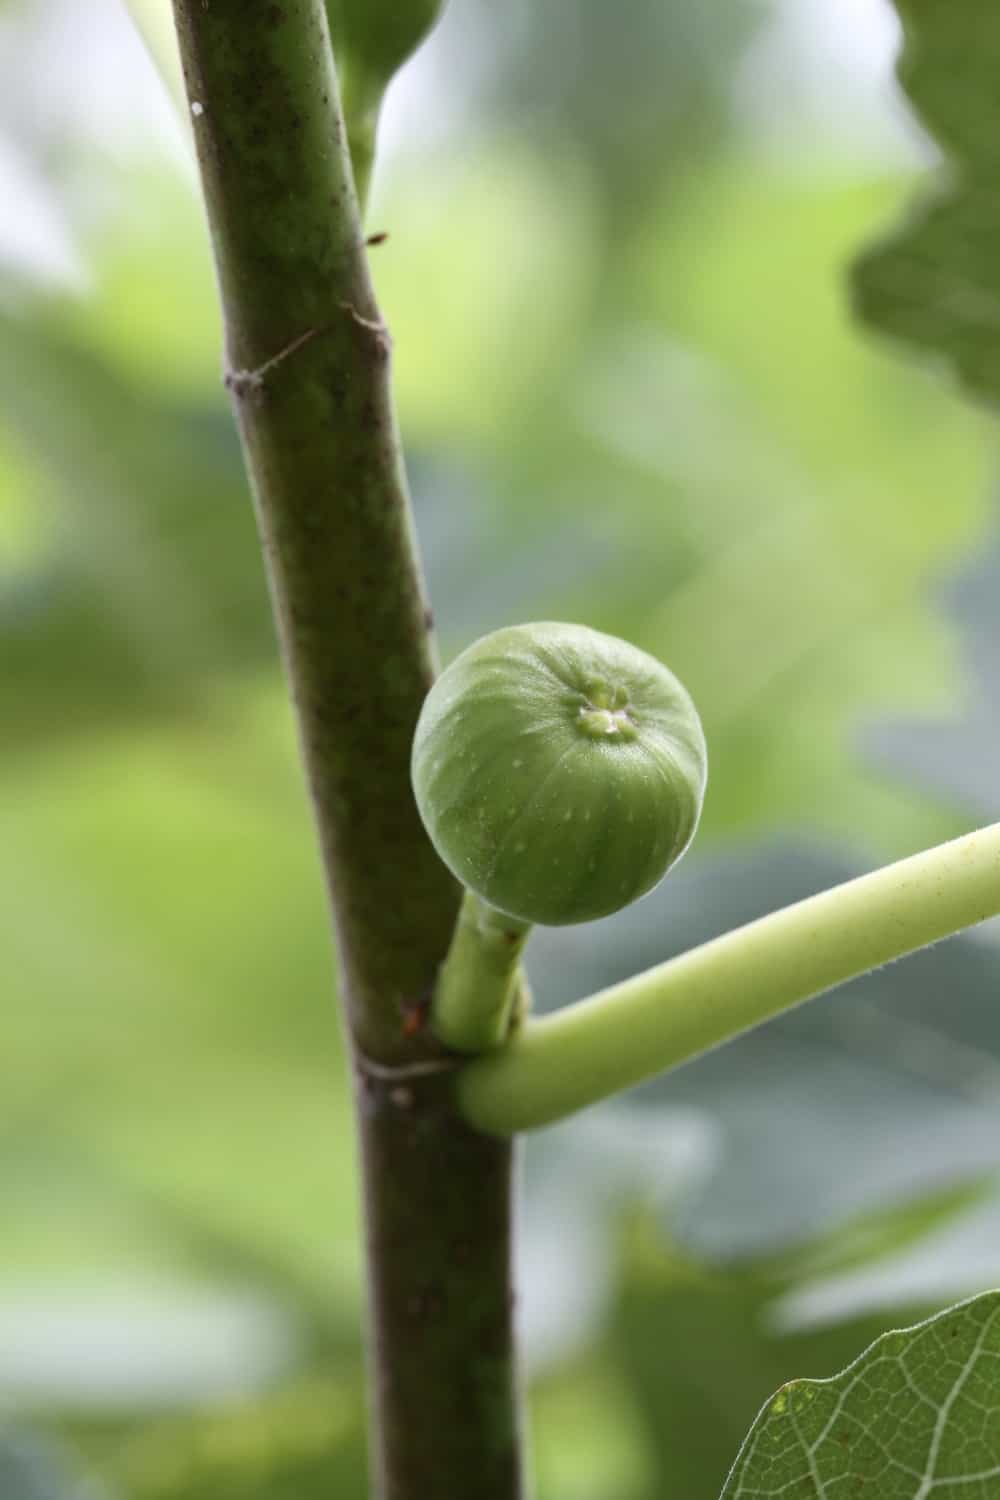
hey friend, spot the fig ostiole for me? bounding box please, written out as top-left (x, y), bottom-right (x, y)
top-left (410, 621), bottom-right (707, 1054)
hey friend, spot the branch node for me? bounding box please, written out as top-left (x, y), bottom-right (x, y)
top-left (224, 323), bottom-right (327, 397)
top-left (353, 1048), bottom-right (458, 1085)
top-left (338, 299), bottom-right (393, 357)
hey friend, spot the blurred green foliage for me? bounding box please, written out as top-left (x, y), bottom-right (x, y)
top-left (0, 1430), bottom-right (106, 1500)
top-left (854, 0), bottom-right (1000, 404)
top-left (4, 0), bottom-right (1000, 1496)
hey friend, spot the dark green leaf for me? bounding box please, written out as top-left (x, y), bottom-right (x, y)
top-left (721, 1291), bottom-right (1000, 1498)
top-left (610, 1216), bottom-right (924, 1500)
top-left (852, 0), bottom-right (1000, 405)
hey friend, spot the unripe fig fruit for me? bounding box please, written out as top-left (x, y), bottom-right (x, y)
top-left (325, 0), bottom-right (444, 197)
top-left (326, 0), bottom-right (443, 103)
top-left (411, 622), bottom-right (707, 926)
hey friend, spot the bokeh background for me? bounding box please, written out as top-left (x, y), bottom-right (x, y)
top-left (4, 1), bottom-right (1000, 1495)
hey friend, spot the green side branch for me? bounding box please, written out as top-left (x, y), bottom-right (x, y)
top-left (459, 822), bottom-right (1000, 1133)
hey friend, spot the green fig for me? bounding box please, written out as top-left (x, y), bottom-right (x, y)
top-left (326, 0), bottom-right (445, 203)
top-left (411, 622), bottom-right (707, 927)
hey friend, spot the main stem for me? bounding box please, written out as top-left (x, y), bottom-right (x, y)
top-left (169, 5), bottom-right (522, 1495)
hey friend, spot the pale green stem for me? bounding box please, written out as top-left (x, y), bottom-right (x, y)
top-left (459, 822), bottom-right (1000, 1134)
top-left (433, 891), bottom-right (532, 1053)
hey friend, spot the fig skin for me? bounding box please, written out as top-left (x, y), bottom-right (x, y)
top-left (326, 0), bottom-right (442, 99)
top-left (324, 0), bottom-right (443, 187)
top-left (411, 622), bottom-right (707, 927)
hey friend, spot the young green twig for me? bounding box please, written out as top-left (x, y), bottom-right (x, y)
top-left (459, 821), bottom-right (1000, 1133)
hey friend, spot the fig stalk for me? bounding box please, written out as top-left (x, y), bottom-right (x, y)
top-left (432, 891), bottom-right (532, 1053)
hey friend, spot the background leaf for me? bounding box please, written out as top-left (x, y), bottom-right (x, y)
top-left (93, 1380), bottom-right (367, 1500)
top-left (0, 1431), bottom-right (107, 1500)
top-left (868, 515), bottom-right (1000, 820)
top-left (721, 1291), bottom-right (1000, 1498)
top-left (853, 0), bottom-right (1000, 406)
